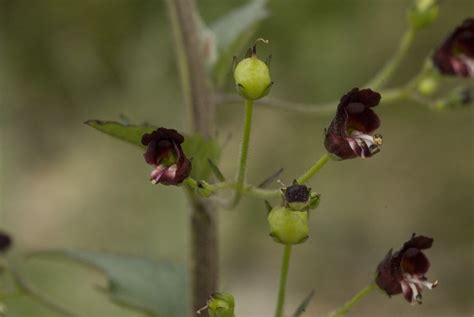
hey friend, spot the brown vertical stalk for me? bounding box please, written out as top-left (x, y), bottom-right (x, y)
top-left (167, 0), bottom-right (217, 316)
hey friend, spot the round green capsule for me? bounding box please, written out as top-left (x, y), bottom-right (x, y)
top-left (268, 206), bottom-right (309, 245)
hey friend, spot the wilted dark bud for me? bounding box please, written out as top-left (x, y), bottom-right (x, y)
top-left (234, 39), bottom-right (273, 100)
top-left (268, 206), bottom-right (309, 245)
top-left (201, 292), bottom-right (235, 317)
top-left (282, 181), bottom-right (320, 211)
top-left (408, 0), bottom-right (439, 30)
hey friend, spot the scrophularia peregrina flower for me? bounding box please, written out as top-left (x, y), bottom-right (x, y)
top-left (0, 231), bottom-right (12, 253)
top-left (324, 88), bottom-right (383, 160)
top-left (376, 234), bottom-right (438, 304)
top-left (141, 128), bottom-right (191, 186)
top-left (432, 18), bottom-right (474, 77)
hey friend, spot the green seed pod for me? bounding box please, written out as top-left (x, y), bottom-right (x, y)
top-left (234, 41), bottom-right (272, 100)
top-left (207, 292), bottom-right (235, 317)
top-left (268, 206), bottom-right (309, 245)
top-left (408, 0), bottom-right (438, 30)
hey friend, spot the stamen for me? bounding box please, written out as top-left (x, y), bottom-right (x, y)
top-left (408, 282), bottom-right (421, 304)
top-left (196, 304), bottom-right (208, 315)
top-left (460, 55), bottom-right (474, 75)
top-left (349, 130), bottom-right (382, 157)
top-left (150, 165), bottom-right (166, 184)
top-left (421, 280), bottom-right (438, 290)
top-left (373, 134), bottom-right (383, 146)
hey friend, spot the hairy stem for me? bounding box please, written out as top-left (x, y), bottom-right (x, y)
top-left (327, 283), bottom-right (376, 317)
top-left (167, 0), bottom-right (217, 316)
top-left (275, 244), bottom-right (292, 317)
top-left (297, 153), bottom-right (331, 184)
top-left (366, 27), bottom-right (416, 90)
top-left (232, 99), bottom-right (255, 207)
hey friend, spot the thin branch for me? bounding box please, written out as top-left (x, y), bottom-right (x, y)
top-left (216, 88), bottom-right (407, 115)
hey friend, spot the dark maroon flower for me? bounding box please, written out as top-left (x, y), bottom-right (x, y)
top-left (141, 128), bottom-right (191, 185)
top-left (432, 18), bottom-right (474, 77)
top-left (324, 88), bottom-right (383, 160)
top-left (0, 231), bottom-right (12, 253)
top-left (376, 234), bottom-right (438, 304)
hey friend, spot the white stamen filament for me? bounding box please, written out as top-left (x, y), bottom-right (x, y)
top-left (460, 54), bottom-right (474, 75)
top-left (349, 130), bottom-right (383, 157)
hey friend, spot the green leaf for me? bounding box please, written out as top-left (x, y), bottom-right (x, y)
top-left (208, 159), bottom-right (226, 182)
top-left (182, 134), bottom-right (221, 180)
top-left (32, 250), bottom-right (188, 317)
top-left (292, 289), bottom-right (315, 317)
top-left (210, 0), bottom-right (269, 86)
top-left (85, 120), bottom-right (156, 148)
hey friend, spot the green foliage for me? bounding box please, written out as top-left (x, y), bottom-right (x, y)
top-left (85, 120), bottom-right (155, 148)
top-left (292, 289), bottom-right (315, 317)
top-left (182, 134), bottom-right (221, 181)
top-left (32, 250), bottom-right (187, 317)
top-left (86, 120), bottom-right (221, 181)
top-left (210, 0), bottom-right (269, 86)
top-left (208, 159), bottom-right (226, 182)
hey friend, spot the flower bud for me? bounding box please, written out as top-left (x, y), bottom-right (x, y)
top-left (234, 40), bottom-right (273, 100)
top-left (434, 87), bottom-right (472, 110)
top-left (268, 206), bottom-right (309, 245)
top-left (417, 77), bottom-right (438, 97)
top-left (408, 0), bottom-right (439, 30)
top-left (205, 292), bottom-right (235, 317)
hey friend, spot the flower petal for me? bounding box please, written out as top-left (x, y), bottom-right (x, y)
top-left (433, 18), bottom-right (474, 77)
top-left (401, 248), bottom-right (430, 275)
top-left (375, 249), bottom-right (403, 296)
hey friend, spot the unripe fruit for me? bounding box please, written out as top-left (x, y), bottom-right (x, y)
top-left (268, 207), bottom-right (309, 245)
top-left (207, 292), bottom-right (235, 317)
top-left (234, 42), bottom-right (272, 100)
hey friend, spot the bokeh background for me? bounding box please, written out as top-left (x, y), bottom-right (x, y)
top-left (1, 0), bottom-right (473, 316)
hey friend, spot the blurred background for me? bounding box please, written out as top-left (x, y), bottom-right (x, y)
top-left (1, 0), bottom-right (473, 316)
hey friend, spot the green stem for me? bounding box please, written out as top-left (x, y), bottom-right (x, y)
top-left (217, 87), bottom-right (407, 115)
top-left (297, 153), bottom-right (331, 184)
top-left (275, 244), bottom-right (292, 317)
top-left (366, 27), bottom-right (416, 90)
top-left (327, 283), bottom-right (376, 317)
top-left (232, 99), bottom-right (254, 207)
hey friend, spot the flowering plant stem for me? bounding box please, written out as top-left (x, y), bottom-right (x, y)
top-left (327, 282), bottom-right (376, 317)
top-left (297, 153), bottom-right (331, 184)
top-left (366, 27), bottom-right (416, 90)
top-left (275, 244), bottom-right (292, 317)
top-left (232, 99), bottom-right (255, 207)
